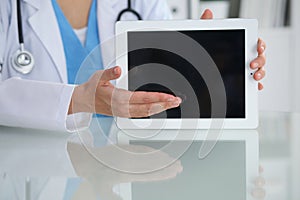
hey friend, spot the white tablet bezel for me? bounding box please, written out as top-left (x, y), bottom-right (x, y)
top-left (115, 19), bottom-right (258, 129)
top-left (117, 130), bottom-right (259, 200)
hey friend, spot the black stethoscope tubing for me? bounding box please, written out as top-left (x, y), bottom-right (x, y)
top-left (13, 0), bottom-right (142, 74)
top-left (116, 0), bottom-right (142, 21)
top-left (16, 0), bottom-right (142, 49)
top-left (16, 0), bottom-right (24, 45)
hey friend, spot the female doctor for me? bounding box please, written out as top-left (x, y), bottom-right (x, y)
top-left (0, 0), bottom-right (266, 132)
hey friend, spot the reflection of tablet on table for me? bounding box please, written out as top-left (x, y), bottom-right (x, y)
top-left (118, 130), bottom-right (259, 200)
top-left (116, 19), bottom-right (258, 129)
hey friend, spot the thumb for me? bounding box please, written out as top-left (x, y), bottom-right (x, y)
top-left (200, 9), bottom-right (213, 19)
top-left (100, 66), bottom-right (122, 82)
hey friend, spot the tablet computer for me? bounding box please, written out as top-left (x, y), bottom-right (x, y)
top-left (117, 130), bottom-right (259, 200)
top-left (116, 19), bottom-right (258, 129)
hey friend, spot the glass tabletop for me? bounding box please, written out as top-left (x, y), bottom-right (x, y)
top-left (0, 112), bottom-right (299, 200)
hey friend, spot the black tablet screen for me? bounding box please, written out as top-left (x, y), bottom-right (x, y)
top-left (128, 30), bottom-right (245, 118)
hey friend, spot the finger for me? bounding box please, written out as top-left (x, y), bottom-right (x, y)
top-left (250, 55), bottom-right (266, 69)
top-left (129, 91), bottom-right (179, 104)
top-left (251, 187), bottom-right (266, 199)
top-left (99, 66), bottom-right (122, 82)
top-left (254, 176), bottom-right (266, 187)
top-left (129, 100), bottom-right (182, 118)
top-left (258, 82), bottom-right (264, 90)
top-left (259, 165), bottom-right (264, 174)
top-left (254, 67), bottom-right (266, 81)
top-left (257, 38), bottom-right (266, 55)
top-left (131, 101), bottom-right (180, 118)
top-left (200, 9), bottom-right (213, 19)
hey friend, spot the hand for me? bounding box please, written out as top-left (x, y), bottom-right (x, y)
top-left (252, 166), bottom-right (266, 199)
top-left (200, 9), bottom-right (267, 90)
top-left (67, 142), bottom-right (183, 200)
top-left (251, 38), bottom-right (266, 90)
top-left (68, 66), bottom-right (182, 116)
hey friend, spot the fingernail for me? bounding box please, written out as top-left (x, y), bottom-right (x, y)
top-left (260, 46), bottom-right (265, 51)
top-left (114, 67), bottom-right (120, 75)
top-left (252, 62), bottom-right (259, 68)
top-left (257, 73), bottom-right (262, 79)
top-left (172, 101), bottom-right (180, 106)
top-left (172, 98), bottom-right (182, 106)
top-left (176, 97), bottom-right (182, 104)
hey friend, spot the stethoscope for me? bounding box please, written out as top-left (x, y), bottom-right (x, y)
top-left (12, 0), bottom-right (35, 74)
top-left (117, 0), bottom-right (142, 21)
top-left (12, 0), bottom-right (142, 75)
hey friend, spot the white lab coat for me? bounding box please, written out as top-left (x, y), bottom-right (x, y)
top-left (0, 0), bottom-right (172, 131)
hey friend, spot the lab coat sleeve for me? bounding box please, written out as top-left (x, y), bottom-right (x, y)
top-left (0, 78), bottom-right (91, 132)
top-left (66, 112), bottom-right (93, 132)
top-left (0, 2), bottom-right (92, 132)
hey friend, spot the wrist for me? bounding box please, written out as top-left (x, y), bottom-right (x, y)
top-left (68, 98), bottom-right (73, 115)
top-left (68, 84), bottom-right (94, 115)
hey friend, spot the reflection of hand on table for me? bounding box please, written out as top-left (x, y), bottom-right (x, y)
top-left (252, 166), bottom-right (266, 200)
top-left (67, 142), bottom-right (183, 200)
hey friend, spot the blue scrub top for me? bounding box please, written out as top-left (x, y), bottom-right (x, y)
top-left (52, 0), bottom-right (103, 84)
top-left (52, 0), bottom-right (113, 120)
top-left (52, 1), bottom-right (106, 198)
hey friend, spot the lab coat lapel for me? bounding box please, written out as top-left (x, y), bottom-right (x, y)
top-left (97, 0), bottom-right (121, 69)
top-left (23, 0), bottom-right (40, 9)
top-left (25, 0), bottom-right (67, 82)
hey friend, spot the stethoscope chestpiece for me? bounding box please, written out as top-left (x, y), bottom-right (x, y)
top-left (13, 0), bottom-right (35, 75)
top-left (11, 48), bottom-right (35, 74)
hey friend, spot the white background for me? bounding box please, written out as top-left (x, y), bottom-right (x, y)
top-left (166, 0), bottom-right (300, 113)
